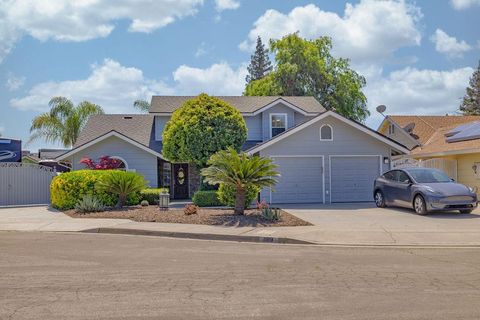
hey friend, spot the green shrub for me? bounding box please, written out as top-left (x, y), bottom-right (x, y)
top-left (192, 190), bottom-right (222, 207)
top-left (140, 188), bottom-right (169, 205)
top-left (51, 170), bottom-right (142, 210)
top-left (96, 171), bottom-right (147, 207)
top-left (217, 184), bottom-right (260, 208)
top-left (74, 195), bottom-right (106, 214)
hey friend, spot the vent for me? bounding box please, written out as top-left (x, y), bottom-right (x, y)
top-left (123, 116), bottom-right (133, 119)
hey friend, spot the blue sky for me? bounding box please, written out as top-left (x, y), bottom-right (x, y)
top-left (0, 0), bottom-right (479, 151)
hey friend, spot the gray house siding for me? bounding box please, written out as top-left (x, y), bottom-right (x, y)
top-left (258, 116), bottom-right (391, 203)
top-left (293, 112), bottom-right (315, 126)
top-left (71, 136), bottom-right (158, 187)
top-left (154, 116), bottom-right (170, 141)
top-left (244, 114), bottom-right (262, 140)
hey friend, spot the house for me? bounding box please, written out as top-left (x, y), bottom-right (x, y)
top-left (378, 115), bottom-right (480, 192)
top-left (57, 96), bottom-right (408, 203)
top-left (22, 148), bottom-right (71, 172)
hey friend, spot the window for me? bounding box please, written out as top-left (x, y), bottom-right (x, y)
top-left (388, 124), bottom-right (395, 135)
top-left (383, 171), bottom-right (395, 181)
top-left (320, 124), bottom-right (333, 141)
top-left (396, 171), bottom-right (411, 184)
top-left (158, 160), bottom-right (171, 188)
top-left (110, 156), bottom-right (127, 170)
top-left (270, 114), bottom-right (287, 138)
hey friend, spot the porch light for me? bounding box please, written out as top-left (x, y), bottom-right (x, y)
top-left (383, 157), bottom-right (390, 164)
top-left (159, 190), bottom-right (170, 211)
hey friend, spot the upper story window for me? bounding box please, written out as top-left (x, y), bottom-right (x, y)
top-left (388, 123), bottom-right (395, 135)
top-left (320, 124), bottom-right (333, 141)
top-left (270, 114), bottom-right (287, 138)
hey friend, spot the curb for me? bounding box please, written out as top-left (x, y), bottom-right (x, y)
top-left (81, 227), bottom-right (315, 245)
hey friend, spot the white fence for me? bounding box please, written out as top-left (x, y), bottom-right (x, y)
top-left (392, 157), bottom-right (458, 180)
top-left (0, 163), bottom-right (56, 206)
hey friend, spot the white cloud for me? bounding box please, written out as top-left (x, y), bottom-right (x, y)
top-left (240, 1), bottom-right (422, 67)
top-left (215, 0), bottom-right (240, 11)
top-left (173, 62), bottom-right (247, 95)
top-left (5, 72), bottom-right (25, 91)
top-left (10, 59), bottom-right (173, 113)
top-left (0, 0), bottom-right (203, 62)
top-left (430, 29), bottom-right (471, 58)
top-left (451, 0), bottom-right (480, 9)
top-left (365, 66), bottom-right (473, 127)
top-left (195, 42), bottom-right (208, 57)
top-left (10, 59), bottom-right (247, 112)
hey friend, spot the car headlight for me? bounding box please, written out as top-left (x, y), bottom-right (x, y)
top-left (468, 186), bottom-right (477, 194)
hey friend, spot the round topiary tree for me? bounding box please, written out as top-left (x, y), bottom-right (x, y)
top-left (162, 93), bottom-right (248, 167)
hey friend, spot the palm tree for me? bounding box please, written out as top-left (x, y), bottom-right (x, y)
top-left (29, 97), bottom-right (104, 148)
top-left (96, 171), bottom-right (147, 208)
top-left (201, 147), bottom-right (280, 215)
top-left (133, 99), bottom-right (150, 113)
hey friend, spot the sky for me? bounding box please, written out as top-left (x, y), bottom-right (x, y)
top-left (0, 0), bottom-right (479, 151)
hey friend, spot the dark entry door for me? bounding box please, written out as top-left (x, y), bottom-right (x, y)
top-left (173, 163), bottom-right (189, 199)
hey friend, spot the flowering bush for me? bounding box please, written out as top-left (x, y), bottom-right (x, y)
top-left (80, 156), bottom-right (123, 170)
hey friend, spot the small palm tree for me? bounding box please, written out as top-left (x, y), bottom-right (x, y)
top-left (201, 148), bottom-right (279, 215)
top-left (29, 97), bottom-right (103, 147)
top-left (133, 99), bottom-right (150, 113)
top-left (96, 171), bottom-right (147, 208)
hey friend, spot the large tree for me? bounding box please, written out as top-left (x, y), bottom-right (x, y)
top-left (460, 61), bottom-right (480, 115)
top-left (162, 94), bottom-right (247, 167)
top-left (245, 36), bottom-right (273, 84)
top-left (133, 99), bottom-right (150, 113)
top-left (29, 97), bottom-right (104, 147)
top-left (244, 33), bottom-right (369, 122)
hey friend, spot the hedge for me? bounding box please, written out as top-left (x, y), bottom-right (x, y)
top-left (50, 170), bottom-right (141, 210)
top-left (140, 188), bottom-right (169, 205)
top-left (192, 190), bottom-right (222, 207)
top-left (217, 184), bottom-right (260, 209)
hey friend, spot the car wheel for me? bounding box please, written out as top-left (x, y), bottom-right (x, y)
top-left (459, 209), bottom-right (473, 214)
top-left (374, 190), bottom-right (386, 208)
top-left (413, 195), bottom-right (427, 215)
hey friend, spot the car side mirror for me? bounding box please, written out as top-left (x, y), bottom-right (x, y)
top-left (451, 178), bottom-right (455, 182)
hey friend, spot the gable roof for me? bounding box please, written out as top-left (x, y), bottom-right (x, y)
top-left (384, 115), bottom-right (480, 145)
top-left (411, 122), bottom-right (480, 157)
top-left (246, 111), bottom-right (409, 155)
top-left (149, 96), bottom-right (326, 115)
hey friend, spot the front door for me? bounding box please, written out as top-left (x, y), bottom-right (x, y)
top-left (173, 163), bottom-right (189, 199)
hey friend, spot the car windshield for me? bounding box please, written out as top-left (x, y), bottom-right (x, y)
top-left (407, 169), bottom-right (452, 183)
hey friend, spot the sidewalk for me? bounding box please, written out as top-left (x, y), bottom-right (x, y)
top-left (2, 206), bottom-right (480, 246)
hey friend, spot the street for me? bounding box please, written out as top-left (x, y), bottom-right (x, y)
top-left (1, 232), bottom-right (480, 319)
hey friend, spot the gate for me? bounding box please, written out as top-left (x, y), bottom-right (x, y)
top-left (0, 163), bottom-right (57, 206)
top-left (392, 157), bottom-right (458, 180)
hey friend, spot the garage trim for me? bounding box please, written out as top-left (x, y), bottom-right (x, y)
top-left (328, 155), bottom-right (382, 203)
top-left (269, 155), bottom-right (325, 204)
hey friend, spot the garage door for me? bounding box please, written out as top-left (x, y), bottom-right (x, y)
top-left (330, 156), bottom-right (380, 203)
top-left (270, 157), bottom-right (323, 204)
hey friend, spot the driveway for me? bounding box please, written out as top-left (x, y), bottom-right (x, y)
top-left (279, 203), bottom-right (480, 246)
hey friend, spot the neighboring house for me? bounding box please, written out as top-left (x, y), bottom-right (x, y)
top-left (57, 96), bottom-right (408, 203)
top-left (378, 115), bottom-right (480, 192)
top-left (22, 148), bottom-right (71, 172)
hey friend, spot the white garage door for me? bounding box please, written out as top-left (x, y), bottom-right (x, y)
top-left (270, 157), bottom-right (324, 204)
top-left (330, 156), bottom-right (380, 203)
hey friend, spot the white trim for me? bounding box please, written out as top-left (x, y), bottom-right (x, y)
top-left (56, 131), bottom-right (165, 161)
top-left (269, 113), bottom-right (288, 139)
top-left (328, 155), bottom-right (382, 203)
top-left (319, 124), bottom-right (333, 141)
top-left (247, 111), bottom-right (410, 155)
top-left (268, 155), bottom-right (325, 204)
top-left (110, 156), bottom-right (129, 170)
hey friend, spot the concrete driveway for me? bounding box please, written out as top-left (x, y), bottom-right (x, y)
top-left (279, 203), bottom-right (480, 246)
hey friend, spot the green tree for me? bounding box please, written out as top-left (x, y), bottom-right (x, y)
top-left (133, 99), bottom-right (150, 113)
top-left (96, 171), bottom-right (147, 208)
top-left (201, 148), bottom-right (279, 215)
top-left (244, 33), bottom-right (369, 122)
top-left (246, 36), bottom-right (272, 84)
top-left (30, 97), bottom-right (104, 147)
top-left (162, 93), bottom-right (247, 167)
top-left (460, 61), bottom-right (480, 115)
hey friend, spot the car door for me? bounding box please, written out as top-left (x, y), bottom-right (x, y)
top-left (381, 171), bottom-right (397, 204)
top-left (394, 170), bottom-right (413, 207)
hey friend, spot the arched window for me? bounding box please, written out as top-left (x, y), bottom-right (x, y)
top-left (110, 156), bottom-right (128, 170)
top-left (320, 124), bottom-right (333, 141)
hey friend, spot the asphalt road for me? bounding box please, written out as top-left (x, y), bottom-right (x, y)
top-left (1, 232), bottom-right (480, 319)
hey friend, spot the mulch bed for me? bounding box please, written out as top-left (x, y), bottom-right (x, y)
top-left (65, 206), bottom-right (311, 227)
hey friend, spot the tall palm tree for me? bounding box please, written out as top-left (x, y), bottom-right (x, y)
top-left (133, 99), bottom-right (150, 113)
top-left (29, 97), bottom-right (104, 148)
top-left (201, 147), bottom-right (280, 215)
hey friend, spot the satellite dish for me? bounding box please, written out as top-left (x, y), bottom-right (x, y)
top-left (403, 122), bottom-right (416, 133)
top-left (376, 105), bottom-right (387, 114)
